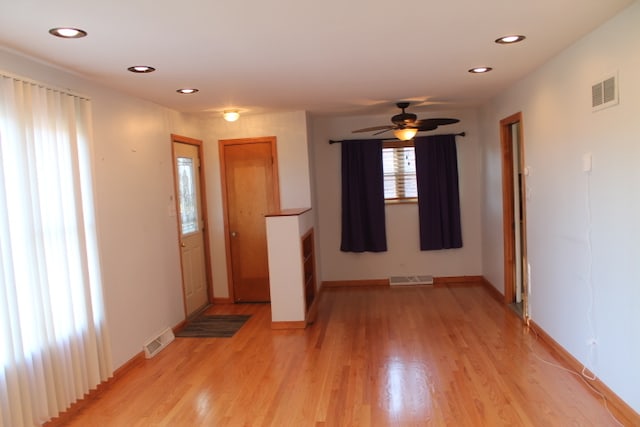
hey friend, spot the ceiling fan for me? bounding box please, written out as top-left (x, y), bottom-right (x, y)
top-left (352, 102), bottom-right (459, 140)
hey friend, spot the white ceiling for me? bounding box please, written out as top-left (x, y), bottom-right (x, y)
top-left (0, 0), bottom-right (633, 117)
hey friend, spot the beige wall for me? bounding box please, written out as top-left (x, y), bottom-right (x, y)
top-left (0, 48), bottom-right (315, 365)
top-left (480, 1), bottom-right (640, 412)
top-left (198, 111), bottom-right (313, 299)
top-left (309, 108), bottom-right (483, 281)
top-left (1, 48), bottom-right (201, 368)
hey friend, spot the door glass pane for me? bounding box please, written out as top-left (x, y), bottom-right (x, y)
top-left (177, 157), bottom-right (198, 235)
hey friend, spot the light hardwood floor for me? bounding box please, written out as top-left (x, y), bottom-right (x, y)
top-left (54, 285), bottom-right (630, 426)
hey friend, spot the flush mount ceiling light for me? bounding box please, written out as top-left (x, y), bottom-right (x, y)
top-left (176, 88), bottom-right (199, 94)
top-left (393, 128), bottom-right (418, 141)
top-left (127, 66), bottom-right (156, 73)
top-left (223, 110), bottom-right (240, 122)
top-left (49, 27), bottom-right (87, 38)
top-left (495, 35), bottom-right (526, 44)
top-left (468, 67), bottom-right (493, 74)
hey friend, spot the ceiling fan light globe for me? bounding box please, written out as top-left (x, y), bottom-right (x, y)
top-left (393, 128), bottom-right (417, 140)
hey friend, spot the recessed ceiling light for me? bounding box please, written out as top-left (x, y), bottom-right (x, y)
top-left (468, 67), bottom-right (493, 74)
top-left (177, 88), bottom-right (199, 94)
top-left (127, 66), bottom-right (156, 73)
top-left (49, 27), bottom-right (87, 39)
top-left (495, 35), bottom-right (526, 44)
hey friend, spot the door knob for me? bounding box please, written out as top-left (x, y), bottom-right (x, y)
top-left (231, 231), bottom-right (238, 237)
top-left (181, 242), bottom-right (186, 248)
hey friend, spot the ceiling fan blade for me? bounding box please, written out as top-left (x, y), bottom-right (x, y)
top-left (352, 125), bottom-right (393, 133)
top-left (373, 128), bottom-right (392, 136)
top-left (414, 118), bottom-right (459, 131)
top-left (414, 122), bottom-right (438, 131)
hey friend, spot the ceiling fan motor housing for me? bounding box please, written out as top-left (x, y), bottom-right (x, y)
top-left (391, 112), bottom-right (417, 126)
top-left (392, 102), bottom-right (417, 126)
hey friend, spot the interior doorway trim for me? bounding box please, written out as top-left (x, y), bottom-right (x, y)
top-left (499, 112), bottom-right (528, 317)
top-left (170, 133), bottom-right (214, 313)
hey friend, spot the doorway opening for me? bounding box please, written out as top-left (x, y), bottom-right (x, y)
top-left (500, 113), bottom-right (529, 320)
top-left (171, 134), bottom-right (213, 318)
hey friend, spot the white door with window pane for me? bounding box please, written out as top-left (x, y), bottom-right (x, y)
top-left (173, 142), bottom-right (208, 316)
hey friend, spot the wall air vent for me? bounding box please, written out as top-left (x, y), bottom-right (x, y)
top-left (592, 73), bottom-right (618, 111)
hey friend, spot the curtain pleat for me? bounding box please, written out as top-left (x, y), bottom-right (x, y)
top-left (414, 134), bottom-right (463, 250)
top-left (340, 139), bottom-right (387, 252)
top-left (0, 73), bottom-right (112, 427)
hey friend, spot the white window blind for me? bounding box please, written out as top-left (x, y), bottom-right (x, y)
top-left (0, 71), bottom-right (113, 427)
top-left (382, 143), bottom-right (418, 201)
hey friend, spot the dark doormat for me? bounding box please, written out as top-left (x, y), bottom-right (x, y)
top-left (176, 314), bottom-right (251, 338)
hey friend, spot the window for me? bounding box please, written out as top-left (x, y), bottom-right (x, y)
top-left (382, 141), bottom-right (417, 202)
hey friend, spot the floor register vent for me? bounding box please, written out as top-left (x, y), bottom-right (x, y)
top-left (143, 327), bottom-right (175, 358)
top-left (389, 275), bottom-right (434, 286)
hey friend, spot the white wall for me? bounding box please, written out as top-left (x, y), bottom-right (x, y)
top-left (310, 109), bottom-right (483, 281)
top-left (0, 49), bottom-right (202, 368)
top-left (198, 111), bottom-right (312, 299)
top-left (480, 2), bottom-right (640, 412)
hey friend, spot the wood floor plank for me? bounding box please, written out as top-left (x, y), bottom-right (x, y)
top-left (53, 285), bottom-right (631, 426)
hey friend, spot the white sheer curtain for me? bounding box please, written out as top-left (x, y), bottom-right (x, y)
top-left (0, 72), bottom-right (112, 427)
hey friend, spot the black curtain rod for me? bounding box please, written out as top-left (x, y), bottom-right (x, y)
top-left (328, 131), bottom-right (466, 144)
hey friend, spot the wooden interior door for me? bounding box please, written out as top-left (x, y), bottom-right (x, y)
top-left (220, 137), bottom-right (280, 302)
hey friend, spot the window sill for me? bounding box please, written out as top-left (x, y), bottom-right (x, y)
top-left (385, 198), bottom-right (418, 205)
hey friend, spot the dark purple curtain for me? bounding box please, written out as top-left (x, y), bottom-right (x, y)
top-left (340, 139), bottom-right (387, 252)
top-left (414, 134), bottom-right (462, 250)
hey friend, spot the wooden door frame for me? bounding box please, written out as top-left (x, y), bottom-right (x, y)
top-left (219, 136), bottom-right (280, 303)
top-left (170, 134), bottom-right (213, 314)
top-left (499, 113), bottom-right (528, 313)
